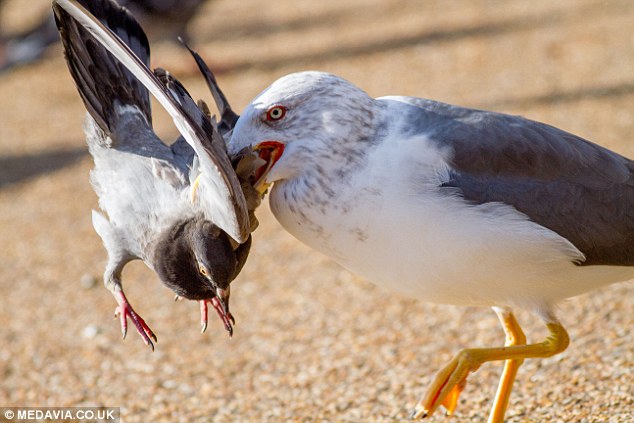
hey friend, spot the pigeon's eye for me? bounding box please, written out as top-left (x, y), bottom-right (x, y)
top-left (266, 105), bottom-right (286, 121)
top-left (199, 266), bottom-right (208, 277)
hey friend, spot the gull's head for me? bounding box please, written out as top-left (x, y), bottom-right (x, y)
top-left (229, 71), bottom-right (376, 193)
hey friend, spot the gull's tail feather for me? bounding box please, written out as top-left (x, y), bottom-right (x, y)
top-left (54, 0), bottom-right (152, 135)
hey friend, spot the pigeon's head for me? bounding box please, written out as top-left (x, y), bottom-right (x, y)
top-left (229, 71), bottom-right (376, 193)
top-left (154, 219), bottom-right (239, 333)
top-left (189, 219), bottom-right (236, 298)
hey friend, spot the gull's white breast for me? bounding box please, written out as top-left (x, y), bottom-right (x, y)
top-left (268, 130), bottom-right (634, 312)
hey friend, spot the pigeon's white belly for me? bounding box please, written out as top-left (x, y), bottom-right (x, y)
top-left (268, 138), bottom-right (634, 312)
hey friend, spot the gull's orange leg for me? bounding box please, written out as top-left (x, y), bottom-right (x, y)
top-left (410, 314), bottom-right (569, 421)
top-left (488, 307), bottom-right (527, 423)
top-left (437, 308), bottom-right (526, 417)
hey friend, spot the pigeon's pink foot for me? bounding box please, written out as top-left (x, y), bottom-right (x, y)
top-left (114, 291), bottom-right (157, 350)
top-left (199, 297), bottom-right (234, 336)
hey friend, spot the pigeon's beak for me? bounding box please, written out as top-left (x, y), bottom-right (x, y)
top-left (211, 287), bottom-right (234, 336)
top-left (253, 141), bottom-right (285, 194)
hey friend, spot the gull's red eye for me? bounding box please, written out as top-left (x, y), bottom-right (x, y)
top-left (266, 105), bottom-right (286, 121)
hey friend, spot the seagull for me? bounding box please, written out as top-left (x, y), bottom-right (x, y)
top-left (228, 70), bottom-right (634, 421)
top-left (53, 0), bottom-right (259, 349)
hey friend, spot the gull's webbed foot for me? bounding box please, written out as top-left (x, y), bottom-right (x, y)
top-left (409, 313), bottom-right (569, 422)
top-left (410, 350), bottom-right (479, 419)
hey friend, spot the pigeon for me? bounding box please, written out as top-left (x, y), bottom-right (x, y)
top-left (227, 70), bottom-right (634, 421)
top-left (53, 0), bottom-right (259, 349)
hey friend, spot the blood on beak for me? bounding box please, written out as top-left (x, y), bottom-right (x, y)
top-left (253, 141), bottom-right (285, 194)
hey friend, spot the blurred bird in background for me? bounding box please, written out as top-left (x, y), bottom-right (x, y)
top-left (1, 0), bottom-right (208, 72)
top-left (53, 0), bottom-right (260, 349)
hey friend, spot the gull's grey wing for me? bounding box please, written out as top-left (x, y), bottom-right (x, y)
top-left (180, 40), bottom-right (239, 137)
top-left (54, 0), bottom-right (249, 243)
top-left (384, 97), bottom-right (634, 266)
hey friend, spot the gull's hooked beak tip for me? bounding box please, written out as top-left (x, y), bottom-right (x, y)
top-left (252, 141), bottom-right (285, 194)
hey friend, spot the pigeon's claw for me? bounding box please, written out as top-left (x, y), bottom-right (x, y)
top-left (200, 299), bottom-right (209, 333)
top-left (114, 291), bottom-right (157, 351)
top-left (199, 298), bottom-right (234, 336)
top-left (211, 296), bottom-right (234, 337)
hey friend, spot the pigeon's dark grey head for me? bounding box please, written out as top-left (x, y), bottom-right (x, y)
top-left (154, 217), bottom-right (252, 335)
top-left (190, 219), bottom-right (236, 291)
top-left (153, 218), bottom-right (245, 301)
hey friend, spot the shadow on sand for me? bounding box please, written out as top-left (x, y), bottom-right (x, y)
top-left (0, 146), bottom-right (87, 188)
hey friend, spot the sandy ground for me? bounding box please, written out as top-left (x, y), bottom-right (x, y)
top-left (0, 0), bottom-right (633, 421)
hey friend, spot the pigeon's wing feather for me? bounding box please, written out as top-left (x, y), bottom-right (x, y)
top-left (54, 0), bottom-right (249, 243)
top-left (54, 0), bottom-right (152, 136)
top-left (180, 40), bottom-right (239, 137)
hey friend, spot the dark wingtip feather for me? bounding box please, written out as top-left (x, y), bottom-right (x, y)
top-left (53, 0), bottom-right (152, 134)
top-left (178, 38), bottom-right (239, 136)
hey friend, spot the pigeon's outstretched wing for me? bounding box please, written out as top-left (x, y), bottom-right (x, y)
top-left (53, 0), bottom-right (250, 244)
top-left (156, 60), bottom-right (264, 232)
top-left (54, 0), bottom-right (152, 136)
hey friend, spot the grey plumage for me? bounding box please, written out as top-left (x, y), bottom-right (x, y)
top-left (54, 0), bottom-right (255, 347)
top-left (153, 218), bottom-right (251, 300)
top-left (385, 97), bottom-right (634, 266)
